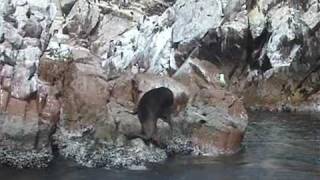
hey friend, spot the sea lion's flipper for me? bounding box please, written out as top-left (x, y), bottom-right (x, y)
top-left (159, 108), bottom-right (173, 131)
top-left (141, 117), bottom-right (157, 139)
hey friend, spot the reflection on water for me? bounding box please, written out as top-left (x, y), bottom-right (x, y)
top-left (1, 112), bottom-right (319, 180)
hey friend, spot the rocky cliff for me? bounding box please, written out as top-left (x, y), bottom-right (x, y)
top-left (0, 0), bottom-right (319, 168)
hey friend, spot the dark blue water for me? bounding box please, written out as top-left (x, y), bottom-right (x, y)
top-left (1, 112), bottom-right (319, 180)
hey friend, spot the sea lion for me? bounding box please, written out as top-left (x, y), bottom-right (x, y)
top-left (129, 87), bottom-right (174, 143)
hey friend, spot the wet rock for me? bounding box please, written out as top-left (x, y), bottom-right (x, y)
top-left (0, 97), bottom-right (54, 168)
top-left (191, 126), bottom-right (244, 155)
top-left (53, 129), bottom-right (167, 168)
top-left (185, 105), bottom-right (246, 155)
top-left (0, 150), bottom-right (52, 168)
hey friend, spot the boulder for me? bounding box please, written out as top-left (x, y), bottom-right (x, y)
top-left (64, 0), bottom-right (100, 38)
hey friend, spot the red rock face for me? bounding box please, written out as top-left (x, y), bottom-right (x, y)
top-left (191, 126), bottom-right (244, 154)
top-left (0, 49), bottom-right (248, 167)
top-left (187, 88), bottom-right (247, 154)
top-left (194, 87), bottom-right (248, 120)
top-left (214, 128), bottom-right (244, 153)
top-left (6, 97), bottom-right (27, 118)
top-left (0, 66), bottom-right (58, 155)
top-left (61, 61), bottom-right (111, 130)
top-left (0, 58), bottom-right (64, 161)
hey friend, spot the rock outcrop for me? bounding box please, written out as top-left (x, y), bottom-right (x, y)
top-left (231, 0), bottom-right (320, 112)
top-left (0, 0), bottom-right (57, 168)
top-left (0, 0), bottom-right (319, 169)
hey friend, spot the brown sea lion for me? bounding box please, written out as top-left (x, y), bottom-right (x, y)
top-left (127, 87), bottom-right (174, 144)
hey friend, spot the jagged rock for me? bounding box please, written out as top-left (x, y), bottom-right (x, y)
top-left (90, 13), bottom-right (133, 57)
top-left (172, 0), bottom-right (223, 44)
top-left (60, 0), bottom-right (77, 16)
top-left (265, 5), bottom-right (305, 67)
top-left (64, 0), bottom-right (100, 38)
top-left (101, 7), bottom-right (177, 74)
top-left (235, 0), bottom-right (320, 111)
top-left (22, 19), bottom-right (43, 38)
top-left (3, 22), bottom-right (23, 49)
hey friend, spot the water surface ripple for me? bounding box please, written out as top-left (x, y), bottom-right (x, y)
top-left (1, 112), bottom-right (319, 180)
